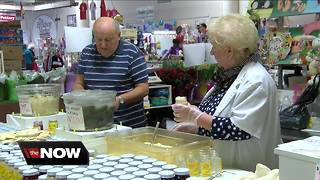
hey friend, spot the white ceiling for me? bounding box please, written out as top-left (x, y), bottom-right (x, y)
top-left (0, 0), bottom-right (76, 11)
top-left (0, 0), bottom-right (68, 6)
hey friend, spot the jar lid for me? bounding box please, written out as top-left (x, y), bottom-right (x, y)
top-left (133, 170), bottom-right (149, 177)
top-left (13, 144), bottom-right (20, 150)
top-left (14, 161), bottom-right (27, 168)
top-left (174, 167), bottom-right (190, 175)
top-left (107, 156), bottom-right (121, 161)
top-left (120, 153), bottom-right (135, 158)
top-left (83, 170), bottom-right (99, 176)
top-left (142, 158), bottom-right (156, 164)
top-left (103, 161), bottom-right (118, 167)
top-left (62, 165), bottom-right (78, 170)
top-left (134, 155), bottom-right (148, 160)
top-left (95, 153), bottom-right (108, 159)
top-left (22, 168), bottom-right (39, 176)
top-left (144, 174), bottom-right (161, 180)
top-left (11, 150), bottom-right (22, 154)
top-left (110, 170), bottom-right (126, 176)
top-left (8, 158), bottom-right (22, 166)
top-left (162, 164), bottom-right (177, 170)
top-left (138, 164), bottom-right (153, 170)
top-left (159, 170), bottom-right (175, 178)
top-left (147, 167), bottom-right (162, 174)
top-left (99, 166), bottom-right (114, 173)
top-left (124, 167), bottom-right (139, 173)
top-left (71, 167), bottom-right (87, 173)
top-left (56, 170), bottom-right (72, 179)
top-left (1, 145), bottom-right (14, 152)
top-left (91, 158), bottom-right (106, 164)
top-left (67, 173), bottom-right (84, 180)
top-left (119, 174), bottom-right (135, 180)
top-left (132, 178), bottom-right (146, 180)
top-left (0, 153), bottom-right (10, 160)
top-left (87, 164), bottom-right (103, 170)
top-left (114, 164), bottom-right (129, 170)
top-left (78, 177), bottom-right (94, 180)
top-left (5, 155), bottom-right (19, 162)
top-left (38, 174), bottom-right (47, 180)
top-left (104, 177), bottom-right (119, 180)
top-left (119, 158), bottom-right (133, 164)
top-left (128, 160), bottom-right (143, 166)
top-left (39, 165), bottom-right (54, 172)
top-left (152, 161), bottom-right (167, 167)
top-left (47, 167), bottom-right (63, 176)
top-left (18, 165), bottom-right (33, 172)
top-left (93, 173), bottom-right (110, 179)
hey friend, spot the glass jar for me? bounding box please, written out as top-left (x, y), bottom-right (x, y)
top-left (48, 119), bottom-right (58, 135)
top-left (133, 170), bottom-right (149, 177)
top-left (93, 173), bottom-right (110, 179)
top-left (39, 165), bottom-right (54, 175)
top-left (199, 149), bottom-right (212, 177)
top-left (38, 174), bottom-right (47, 180)
top-left (159, 170), bottom-right (175, 180)
top-left (83, 170), bottom-right (100, 177)
top-left (99, 166), bottom-right (115, 174)
top-left (173, 168), bottom-right (190, 180)
top-left (161, 164), bottom-right (177, 171)
top-left (138, 164), bottom-right (153, 170)
top-left (8, 158), bottom-right (22, 167)
top-left (14, 161), bottom-right (27, 169)
top-left (87, 164), bottom-right (103, 170)
top-left (124, 167), bottom-right (139, 174)
top-left (62, 165), bottom-right (78, 171)
top-left (56, 170), bottom-right (72, 180)
top-left (19, 165), bottom-right (34, 173)
top-left (128, 160), bottom-right (143, 167)
top-left (147, 167), bottom-right (162, 174)
top-left (152, 161), bottom-right (167, 167)
top-left (144, 174), bottom-right (161, 180)
top-left (22, 168), bottom-right (39, 180)
top-left (110, 170), bottom-right (126, 177)
top-left (119, 174), bottom-right (136, 180)
top-left (47, 167), bottom-right (63, 180)
top-left (185, 152), bottom-right (200, 176)
top-left (66, 173), bottom-right (84, 180)
top-left (71, 167), bottom-right (87, 174)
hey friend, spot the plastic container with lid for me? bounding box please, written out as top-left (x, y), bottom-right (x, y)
top-left (83, 170), bottom-right (100, 177)
top-left (159, 170), bottom-right (175, 180)
top-left (67, 173), bottom-right (84, 180)
top-left (133, 170), bottom-right (149, 177)
top-left (91, 158), bottom-right (106, 164)
top-left (87, 164), bottom-right (103, 170)
top-left (110, 170), bottom-right (126, 177)
top-left (47, 167), bottom-right (63, 179)
top-left (147, 167), bottom-right (162, 174)
top-left (99, 166), bottom-right (115, 173)
top-left (56, 170), bottom-right (73, 180)
top-left (120, 153), bottom-right (135, 159)
top-left (114, 164), bottom-right (129, 170)
top-left (22, 168), bottom-right (39, 180)
top-left (95, 153), bottom-right (108, 159)
top-left (119, 158), bottom-right (134, 164)
top-left (16, 84), bottom-right (61, 116)
top-left (138, 164), bottom-right (153, 170)
top-left (38, 174), bottom-right (47, 180)
top-left (152, 161), bottom-right (167, 167)
top-left (62, 165), bottom-right (78, 171)
top-left (119, 174), bottom-right (136, 180)
top-left (71, 167), bottom-right (87, 173)
top-left (124, 167), bottom-right (139, 173)
top-left (63, 90), bottom-right (116, 131)
top-left (161, 164), bottom-right (177, 171)
top-left (144, 174), bottom-right (161, 180)
top-left (128, 160), bottom-right (143, 167)
top-left (173, 168), bottom-right (190, 180)
top-left (39, 165), bottom-right (54, 175)
top-left (103, 161), bottom-right (118, 167)
top-left (93, 173), bottom-right (110, 180)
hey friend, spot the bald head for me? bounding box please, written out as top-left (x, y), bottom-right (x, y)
top-left (93, 17), bottom-right (121, 58)
top-left (93, 17), bottom-right (120, 36)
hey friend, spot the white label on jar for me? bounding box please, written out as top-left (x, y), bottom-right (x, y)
top-left (19, 96), bottom-right (33, 115)
top-left (65, 104), bottom-right (85, 130)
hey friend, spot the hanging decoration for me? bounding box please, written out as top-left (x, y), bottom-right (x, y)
top-left (79, 1), bottom-right (88, 20)
top-left (100, 0), bottom-right (107, 17)
top-left (90, 0), bottom-right (96, 20)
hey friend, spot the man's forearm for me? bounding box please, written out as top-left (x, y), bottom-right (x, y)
top-left (117, 83), bottom-right (149, 104)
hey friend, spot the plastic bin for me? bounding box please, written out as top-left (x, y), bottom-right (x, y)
top-left (63, 90), bottom-right (116, 131)
top-left (16, 84), bottom-right (61, 116)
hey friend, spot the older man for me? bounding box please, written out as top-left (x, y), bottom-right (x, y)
top-left (74, 17), bottom-right (149, 128)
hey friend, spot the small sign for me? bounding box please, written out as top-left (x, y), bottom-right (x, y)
top-left (0, 15), bottom-right (16, 21)
top-left (65, 104), bottom-right (85, 131)
top-left (18, 96), bottom-right (33, 115)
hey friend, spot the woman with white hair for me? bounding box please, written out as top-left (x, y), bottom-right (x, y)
top-left (23, 43), bottom-right (35, 70)
top-left (172, 14), bottom-right (282, 171)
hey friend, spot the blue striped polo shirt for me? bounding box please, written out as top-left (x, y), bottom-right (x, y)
top-left (77, 40), bottom-right (148, 128)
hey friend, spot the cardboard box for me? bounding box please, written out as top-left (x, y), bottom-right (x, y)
top-left (4, 59), bottom-right (22, 72)
top-left (0, 45), bottom-right (23, 60)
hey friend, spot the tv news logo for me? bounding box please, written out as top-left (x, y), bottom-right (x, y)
top-left (18, 141), bottom-right (89, 165)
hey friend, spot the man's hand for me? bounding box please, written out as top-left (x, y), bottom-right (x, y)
top-left (114, 96), bottom-right (120, 111)
top-left (171, 104), bottom-right (203, 125)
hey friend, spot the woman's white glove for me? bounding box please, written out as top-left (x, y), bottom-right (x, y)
top-left (171, 104), bottom-right (203, 125)
top-left (171, 122), bottom-right (198, 134)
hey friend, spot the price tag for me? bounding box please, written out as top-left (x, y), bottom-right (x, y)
top-left (18, 96), bottom-right (33, 115)
top-left (65, 105), bottom-right (85, 131)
